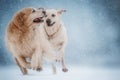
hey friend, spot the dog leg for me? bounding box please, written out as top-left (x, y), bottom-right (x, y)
top-left (58, 49), bottom-right (68, 72)
top-left (16, 56), bottom-right (31, 69)
top-left (14, 57), bottom-right (28, 75)
top-left (61, 57), bottom-right (68, 72)
top-left (36, 53), bottom-right (43, 72)
top-left (51, 63), bottom-right (56, 74)
top-left (31, 48), bottom-right (42, 71)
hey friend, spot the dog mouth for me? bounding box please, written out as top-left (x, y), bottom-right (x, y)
top-left (47, 22), bottom-right (55, 26)
top-left (33, 17), bottom-right (44, 23)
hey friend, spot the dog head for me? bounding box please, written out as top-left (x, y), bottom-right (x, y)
top-left (13, 7), bottom-right (45, 29)
top-left (44, 9), bottom-right (66, 27)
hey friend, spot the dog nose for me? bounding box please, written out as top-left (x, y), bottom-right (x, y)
top-left (46, 19), bottom-right (51, 24)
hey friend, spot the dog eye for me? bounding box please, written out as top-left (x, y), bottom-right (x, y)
top-left (32, 9), bottom-right (36, 13)
top-left (52, 14), bottom-right (55, 17)
top-left (42, 11), bottom-right (46, 15)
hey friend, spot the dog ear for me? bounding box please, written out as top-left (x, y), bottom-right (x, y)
top-left (57, 10), bottom-right (66, 14)
top-left (13, 12), bottom-right (25, 29)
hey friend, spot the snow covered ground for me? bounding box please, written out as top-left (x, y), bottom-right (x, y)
top-left (0, 66), bottom-right (120, 80)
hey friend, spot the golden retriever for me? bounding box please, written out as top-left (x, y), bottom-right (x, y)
top-left (5, 7), bottom-right (57, 75)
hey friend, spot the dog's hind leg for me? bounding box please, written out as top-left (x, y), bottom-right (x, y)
top-left (58, 49), bottom-right (68, 72)
top-left (14, 57), bottom-right (28, 75)
top-left (51, 63), bottom-right (56, 74)
top-left (61, 57), bottom-right (68, 72)
top-left (31, 48), bottom-right (43, 71)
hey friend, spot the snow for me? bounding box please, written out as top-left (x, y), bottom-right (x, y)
top-left (0, 66), bottom-right (120, 80)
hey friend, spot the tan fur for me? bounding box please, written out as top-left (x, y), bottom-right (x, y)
top-left (5, 7), bottom-right (57, 75)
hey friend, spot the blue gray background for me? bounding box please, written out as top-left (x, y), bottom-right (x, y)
top-left (0, 0), bottom-right (120, 67)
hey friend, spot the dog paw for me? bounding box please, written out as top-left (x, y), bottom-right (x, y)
top-left (31, 63), bottom-right (37, 70)
top-left (55, 55), bottom-right (61, 62)
top-left (26, 63), bottom-right (31, 69)
top-left (31, 65), bottom-right (42, 71)
top-left (22, 68), bottom-right (28, 75)
top-left (32, 66), bottom-right (38, 70)
top-left (55, 59), bottom-right (61, 62)
top-left (62, 68), bottom-right (68, 72)
top-left (36, 67), bottom-right (42, 72)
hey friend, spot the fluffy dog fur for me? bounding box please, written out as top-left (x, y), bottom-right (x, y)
top-left (43, 9), bottom-right (68, 72)
top-left (5, 7), bottom-right (57, 75)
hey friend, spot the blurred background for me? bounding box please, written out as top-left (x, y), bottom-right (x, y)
top-left (0, 0), bottom-right (120, 68)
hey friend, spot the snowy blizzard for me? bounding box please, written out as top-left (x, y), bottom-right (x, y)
top-left (0, 66), bottom-right (120, 80)
top-left (0, 0), bottom-right (120, 80)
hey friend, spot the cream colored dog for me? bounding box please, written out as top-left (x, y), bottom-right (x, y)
top-left (43, 9), bottom-right (68, 72)
top-left (5, 7), bottom-right (57, 75)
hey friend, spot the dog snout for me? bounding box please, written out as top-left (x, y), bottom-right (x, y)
top-left (46, 19), bottom-right (51, 24)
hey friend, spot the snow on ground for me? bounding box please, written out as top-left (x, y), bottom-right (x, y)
top-left (0, 66), bottom-right (120, 80)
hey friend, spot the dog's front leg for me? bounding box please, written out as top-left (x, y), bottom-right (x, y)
top-left (16, 56), bottom-right (31, 69)
top-left (14, 57), bottom-right (28, 75)
top-left (61, 56), bottom-right (68, 72)
top-left (58, 49), bottom-right (68, 72)
top-left (51, 63), bottom-right (56, 74)
top-left (31, 48), bottom-right (42, 71)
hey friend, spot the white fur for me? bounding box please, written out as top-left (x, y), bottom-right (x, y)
top-left (43, 9), bottom-right (68, 72)
top-left (31, 9), bottom-right (68, 73)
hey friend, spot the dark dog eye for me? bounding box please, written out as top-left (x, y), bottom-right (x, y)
top-left (32, 9), bottom-right (36, 13)
top-left (42, 11), bottom-right (46, 15)
top-left (52, 14), bottom-right (55, 17)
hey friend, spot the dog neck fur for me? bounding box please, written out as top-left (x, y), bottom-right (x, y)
top-left (44, 21), bottom-right (63, 37)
